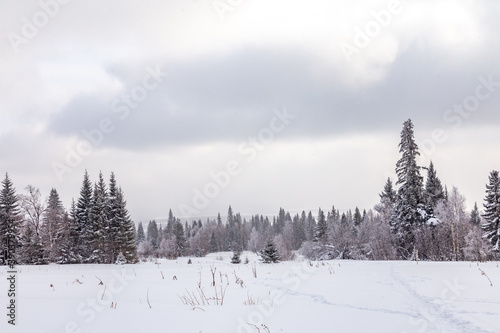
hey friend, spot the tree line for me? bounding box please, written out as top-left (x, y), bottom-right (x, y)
top-left (0, 171), bottom-right (137, 265)
top-left (1, 119), bottom-right (499, 265)
top-left (136, 119), bottom-right (499, 262)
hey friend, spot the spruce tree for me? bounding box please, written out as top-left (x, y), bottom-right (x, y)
top-left (482, 170), bottom-right (500, 251)
top-left (376, 178), bottom-right (397, 223)
top-left (18, 224), bottom-right (46, 264)
top-left (210, 232), bottom-right (218, 253)
top-left (41, 188), bottom-right (65, 262)
top-left (231, 249), bottom-right (241, 264)
top-left (114, 187), bottom-right (138, 263)
top-left (314, 208), bottom-right (327, 243)
top-left (107, 172), bottom-right (121, 262)
top-left (0, 173), bottom-right (21, 266)
top-left (470, 202), bottom-right (481, 225)
top-left (391, 119), bottom-right (425, 258)
top-left (424, 161), bottom-right (444, 216)
top-left (380, 178), bottom-right (397, 204)
top-left (56, 209), bottom-right (74, 264)
top-left (136, 221), bottom-right (146, 244)
top-left (173, 219), bottom-right (187, 257)
top-left (75, 170), bottom-right (94, 262)
top-left (147, 220), bottom-right (159, 250)
top-left (353, 207), bottom-right (362, 227)
top-left (259, 238), bottom-right (280, 263)
top-left (90, 180), bottom-right (108, 263)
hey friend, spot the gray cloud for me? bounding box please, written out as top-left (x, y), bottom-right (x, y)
top-left (47, 42), bottom-right (500, 151)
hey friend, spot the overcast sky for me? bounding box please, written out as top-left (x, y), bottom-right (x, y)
top-left (1, 0), bottom-right (499, 222)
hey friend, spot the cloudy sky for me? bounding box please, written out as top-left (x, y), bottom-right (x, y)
top-left (1, 0), bottom-right (499, 222)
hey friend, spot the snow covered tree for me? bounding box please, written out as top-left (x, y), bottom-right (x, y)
top-left (0, 173), bottom-right (21, 266)
top-left (19, 185), bottom-right (46, 263)
top-left (259, 238), bottom-right (280, 263)
top-left (18, 223), bottom-right (46, 264)
top-left (55, 209), bottom-right (74, 264)
top-left (136, 221), bottom-right (146, 244)
top-left (314, 208), bottom-right (327, 243)
top-left (353, 207), bottom-right (362, 227)
top-left (391, 119), bottom-right (426, 258)
top-left (433, 187), bottom-right (469, 260)
top-left (41, 188), bottom-right (65, 262)
top-left (147, 220), bottom-right (159, 251)
top-left (291, 213), bottom-right (306, 250)
top-left (89, 172), bottom-right (109, 263)
top-left (173, 219), bottom-right (187, 257)
top-left (424, 161), bottom-right (444, 216)
top-left (19, 185), bottom-right (45, 236)
top-left (231, 249), bottom-right (241, 264)
top-left (482, 170), bottom-right (500, 252)
top-left (470, 202), bottom-right (481, 226)
top-left (114, 187), bottom-right (138, 263)
top-left (75, 170), bottom-right (94, 262)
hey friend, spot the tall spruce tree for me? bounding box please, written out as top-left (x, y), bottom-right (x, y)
top-left (482, 170), bottom-right (500, 251)
top-left (470, 202), bottom-right (481, 225)
top-left (107, 172), bottom-right (120, 262)
top-left (314, 208), bottom-right (327, 243)
top-left (147, 220), bottom-right (159, 250)
top-left (353, 207), bottom-right (363, 227)
top-left (41, 188), bottom-right (65, 261)
top-left (136, 222), bottom-right (146, 244)
top-left (0, 173), bottom-right (21, 266)
top-left (424, 161), bottom-right (444, 216)
top-left (90, 177), bottom-right (108, 263)
top-left (391, 119), bottom-right (425, 258)
top-left (75, 170), bottom-right (94, 262)
top-left (114, 187), bottom-right (138, 263)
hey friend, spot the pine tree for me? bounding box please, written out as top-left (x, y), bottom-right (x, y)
top-left (41, 188), bottom-right (65, 262)
top-left (147, 220), bottom-right (159, 250)
top-left (231, 249), bottom-right (241, 264)
top-left (114, 187), bottom-right (138, 263)
top-left (380, 178), bottom-right (397, 203)
top-left (89, 173), bottom-right (108, 263)
top-left (424, 161), bottom-right (444, 216)
top-left (0, 173), bottom-right (21, 266)
top-left (353, 207), bottom-right (362, 227)
top-left (314, 208), bottom-right (327, 243)
top-left (470, 202), bottom-right (481, 225)
top-left (210, 232), bottom-right (218, 253)
top-left (107, 172), bottom-right (121, 262)
top-left (482, 170), bottom-right (500, 251)
top-left (136, 222), bottom-right (146, 244)
top-left (376, 178), bottom-right (397, 222)
top-left (259, 238), bottom-right (280, 263)
top-left (56, 210), bottom-right (74, 264)
top-left (391, 119), bottom-right (425, 258)
top-left (173, 219), bottom-right (187, 257)
top-left (18, 224), bottom-right (46, 264)
top-left (75, 170), bottom-right (94, 262)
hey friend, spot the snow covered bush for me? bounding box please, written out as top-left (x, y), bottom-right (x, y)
top-left (115, 252), bottom-right (126, 265)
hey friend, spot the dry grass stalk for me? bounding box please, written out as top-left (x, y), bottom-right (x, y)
top-left (478, 268), bottom-right (493, 287)
top-left (147, 288), bottom-right (152, 308)
top-left (101, 286), bottom-right (107, 300)
top-left (252, 263), bottom-right (258, 278)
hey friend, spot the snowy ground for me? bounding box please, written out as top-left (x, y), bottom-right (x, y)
top-left (1, 253), bottom-right (500, 333)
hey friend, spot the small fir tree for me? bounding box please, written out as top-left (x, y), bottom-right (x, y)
top-left (231, 250), bottom-right (241, 264)
top-left (260, 239), bottom-right (280, 263)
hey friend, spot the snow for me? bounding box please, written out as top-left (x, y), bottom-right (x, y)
top-left (426, 217), bottom-right (441, 226)
top-left (2, 253), bottom-right (500, 333)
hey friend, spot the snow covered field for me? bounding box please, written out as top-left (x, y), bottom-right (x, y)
top-left (2, 253), bottom-right (500, 333)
